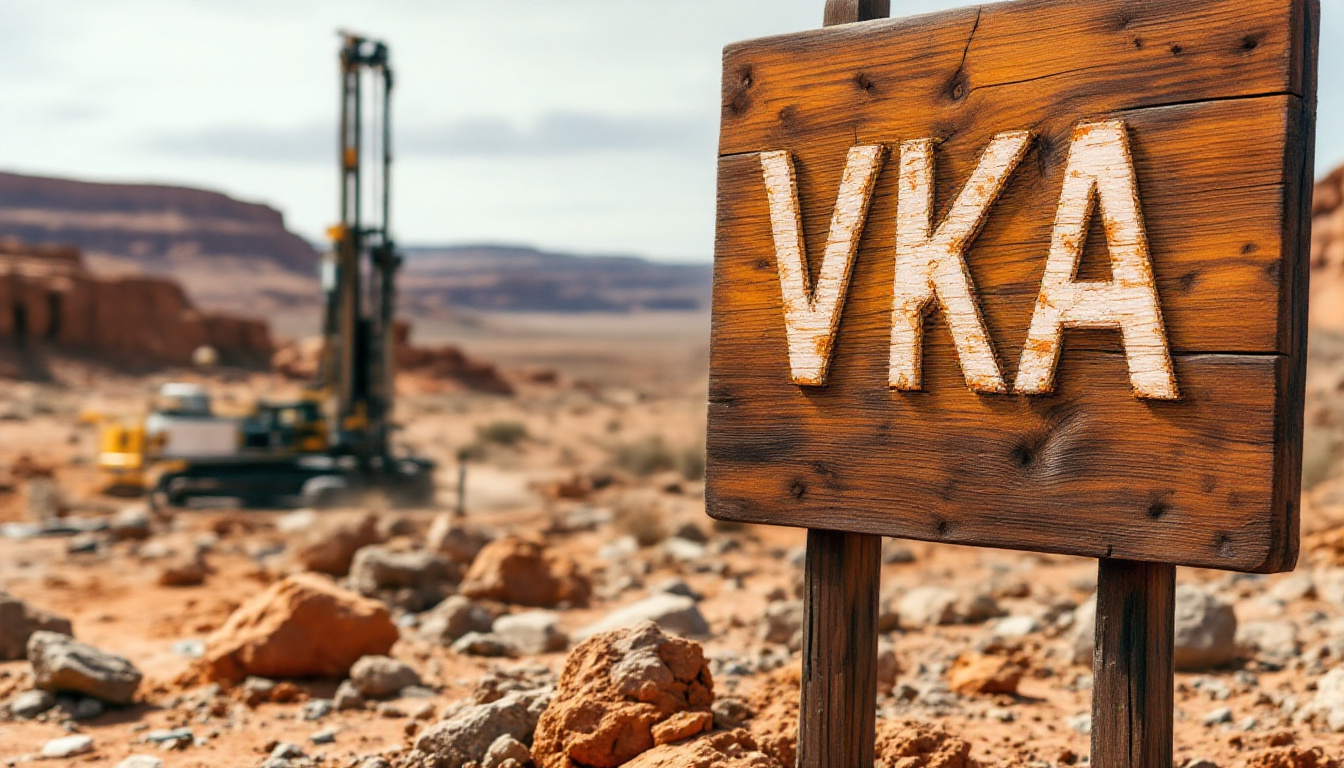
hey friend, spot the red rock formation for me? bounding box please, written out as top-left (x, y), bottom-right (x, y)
top-left (0, 238), bottom-right (272, 369)
top-left (0, 172), bottom-right (319, 275)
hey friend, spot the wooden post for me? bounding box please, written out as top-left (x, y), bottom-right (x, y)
top-left (455, 451), bottom-right (468, 519)
top-left (794, 9), bottom-right (888, 768)
top-left (800, 528), bottom-right (882, 768)
top-left (1092, 559), bottom-right (1176, 768)
top-left (823, 0), bottom-right (890, 26)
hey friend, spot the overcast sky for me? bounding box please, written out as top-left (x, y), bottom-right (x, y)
top-left (1, 0), bottom-right (1341, 262)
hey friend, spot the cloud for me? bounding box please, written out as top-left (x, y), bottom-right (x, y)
top-left (400, 111), bottom-right (715, 157)
top-left (150, 110), bottom-right (714, 164)
top-left (154, 122), bottom-right (333, 164)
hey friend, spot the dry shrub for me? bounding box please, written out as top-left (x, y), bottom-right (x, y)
top-left (614, 492), bottom-right (668, 546)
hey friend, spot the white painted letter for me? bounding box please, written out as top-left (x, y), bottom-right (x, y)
top-left (1014, 120), bottom-right (1178, 400)
top-left (762, 145), bottom-right (885, 386)
top-left (889, 131), bottom-right (1033, 394)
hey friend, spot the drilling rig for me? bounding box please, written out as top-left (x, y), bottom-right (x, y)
top-left (106, 33), bottom-right (435, 509)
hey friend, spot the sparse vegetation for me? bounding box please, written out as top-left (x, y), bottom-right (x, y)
top-left (613, 493), bottom-right (668, 546)
top-left (475, 420), bottom-right (529, 447)
top-left (611, 436), bottom-right (678, 477)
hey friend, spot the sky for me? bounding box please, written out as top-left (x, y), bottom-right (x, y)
top-left (0, 0), bottom-right (1341, 263)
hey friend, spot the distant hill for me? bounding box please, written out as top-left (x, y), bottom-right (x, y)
top-left (0, 171), bottom-right (712, 320)
top-left (0, 171), bottom-right (321, 314)
top-left (401, 245), bottom-right (712, 314)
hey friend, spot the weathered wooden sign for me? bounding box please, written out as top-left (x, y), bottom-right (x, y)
top-left (707, 0), bottom-right (1318, 574)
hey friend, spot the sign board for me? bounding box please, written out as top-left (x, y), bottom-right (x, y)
top-left (706, 0), bottom-right (1317, 573)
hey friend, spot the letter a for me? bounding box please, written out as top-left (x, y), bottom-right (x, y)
top-left (1014, 120), bottom-right (1178, 400)
top-left (889, 131), bottom-right (1033, 393)
top-left (761, 146), bottom-right (885, 386)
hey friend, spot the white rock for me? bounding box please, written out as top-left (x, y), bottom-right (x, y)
top-left (1301, 667), bottom-right (1344, 732)
top-left (1174, 585), bottom-right (1238, 671)
top-left (42, 735), bottom-right (94, 758)
top-left (1235, 621), bottom-right (1298, 665)
top-left (896, 587), bottom-right (959, 627)
top-left (991, 615), bottom-right (1040, 639)
top-left (116, 756), bottom-right (164, 768)
top-left (492, 612), bottom-right (568, 655)
top-left (1268, 573), bottom-right (1315, 602)
top-left (577, 593), bottom-right (709, 639)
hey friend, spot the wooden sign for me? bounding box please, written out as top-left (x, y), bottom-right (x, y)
top-left (707, 0), bottom-right (1318, 574)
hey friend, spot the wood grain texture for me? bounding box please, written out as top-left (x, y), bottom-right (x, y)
top-left (707, 0), bottom-right (1318, 573)
top-left (799, 528), bottom-right (880, 768)
top-left (1092, 560), bottom-right (1176, 768)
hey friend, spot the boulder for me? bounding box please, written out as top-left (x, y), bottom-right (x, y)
top-left (426, 515), bottom-right (495, 564)
top-left (1236, 621), bottom-right (1300, 667)
top-left (28, 631), bottom-right (142, 705)
top-left (460, 536), bottom-right (592, 608)
top-left (577, 594), bottom-right (710, 640)
top-left (758, 600), bottom-right (803, 649)
top-left (1301, 667), bottom-right (1344, 732)
top-left (1070, 597), bottom-right (1098, 666)
top-left (349, 655), bottom-right (421, 699)
top-left (622, 729), bottom-right (781, 768)
top-left (483, 734), bottom-right (533, 768)
top-left (1072, 588), bottom-right (1239, 671)
top-left (157, 552), bottom-right (209, 587)
top-left (946, 653), bottom-right (1024, 696)
top-left (453, 632), bottom-right (517, 658)
top-left (412, 687), bottom-right (553, 768)
top-left (1173, 585), bottom-right (1238, 671)
top-left (894, 586), bottom-right (1003, 628)
top-left (8, 689), bottom-right (56, 718)
top-left (532, 621), bottom-right (715, 768)
top-left (294, 512), bottom-right (382, 576)
top-left (0, 592), bottom-right (72, 660)
top-left (493, 611), bottom-right (568, 655)
top-left (350, 546), bottom-right (458, 612)
top-left (419, 595), bottom-right (498, 645)
top-left (108, 505), bottom-right (152, 541)
top-left (196, 573), bottom-right (399, 683)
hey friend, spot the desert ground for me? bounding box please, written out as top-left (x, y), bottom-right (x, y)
top-left (0, 310), bottom-right (1341, 768)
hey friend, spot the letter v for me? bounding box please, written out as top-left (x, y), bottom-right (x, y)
top-left (761, 145), bottom-right (886, 386)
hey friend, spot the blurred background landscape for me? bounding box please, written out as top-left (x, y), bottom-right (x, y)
top-left (0, 2), bottom-right (1343, 767)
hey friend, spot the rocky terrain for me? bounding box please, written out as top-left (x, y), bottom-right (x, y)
top-left (0, 170), bottom-right (1344, 768)
top-left (0, 342), bottom-right (1342, 768)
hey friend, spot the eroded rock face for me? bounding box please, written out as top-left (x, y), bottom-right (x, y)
top-left (531, 620), bottom-right (714, 768)
top-left (196, 573), bottom-right (399, 683)
top-left (0, 592), bottom-right (72, 661)
top-left (622, 729), bottom-right (781, 768)
top-left (744, 666), bottom-right (801, 768)
top-left (28, 631), bottom-right (142, 705)
top-left (460, 536), bottom-right (592, 609)
top-left (874, 721), bottom-right (977, 768)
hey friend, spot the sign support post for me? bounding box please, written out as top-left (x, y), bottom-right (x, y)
top-left (1092, 560), bottom-right (1176, 768)
top-left (797, 11), bottom-right (891, 768)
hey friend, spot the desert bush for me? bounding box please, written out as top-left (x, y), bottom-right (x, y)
top-left (613, 492), bottom-right (668, 546)
top-left (475, 420), bottom-right (528, 447)
top-left (611, 436), bottom-right (678, 477)
top-left (680, 445), bottom-right (706, 481)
